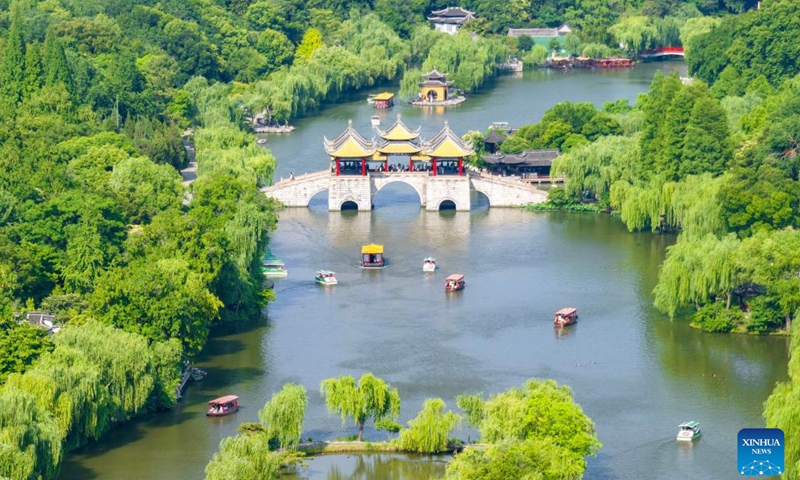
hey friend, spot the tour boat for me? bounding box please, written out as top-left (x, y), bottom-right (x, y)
top-left (315, 270), bottom-right (338, 285)
top-left (445, 274), bottom-right (465, 292)
top-left (423, 257), bottom-right (436, 272)
top-left (371, 115), bottom-right (381, 127)
top-left (677, 421), bottom-right (701, 441)
top-left (261, 257), bottom-right (288, 277)
top-left (367, 94), bottom-right (376, 104)
top-left (207, 395), bottom-right (240, 417)
top-left (554, 307), bottom-right (578, 327)
top-left (361, 244), bottom-right (385, 269)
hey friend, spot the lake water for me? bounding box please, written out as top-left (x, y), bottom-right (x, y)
top-left (59, 62), bottom-right (789, 480)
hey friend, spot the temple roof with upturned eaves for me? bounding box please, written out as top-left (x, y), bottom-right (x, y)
top-left (428, 7), bottom-right (475, 24)
top-left (323, 119), bottom-right (377, 158)
top-left (421, 121), bottom-right (474, 158)
top-left (378, 115), bottom-right (421, 141)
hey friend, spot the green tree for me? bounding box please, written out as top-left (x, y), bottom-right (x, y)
top-left (479, 379), bottom-right (601, 460)
top-left (443, 439), bottom-right (585, 480)
top-left (455, 393), bottom-right (484, 443)
top-left (204, 433), bottom-right (282, 480)
top-left (258, 383), bottom-right (307, 450)
top-left (397, 398), bottom-right (461, 453)
top-left (0, 5), bottom-right (27, 104)
top-left (295, 28), bottom-right (323, 62)
top-left (608, 16), bottom-right (656, 57)
top-left (680, 95), bottom-right (732, 177)
top-left (319, 373), bottom-right (401, 442)
top-left (0, 323), bottom-right (53, 384)
top-left (255, 29), bottom-right (295, 74)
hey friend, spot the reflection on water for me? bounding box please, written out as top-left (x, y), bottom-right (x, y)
top-left (287, 453), bottom-right (448, 480)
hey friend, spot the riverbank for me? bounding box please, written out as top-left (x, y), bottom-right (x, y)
top-left (294, 440), bottom-right (469, 455)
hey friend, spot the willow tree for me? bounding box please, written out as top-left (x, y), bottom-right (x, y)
top-left (0, 384), bottom-right (62, 480)
top-left (455, 393), bottom-right (484, 443)
top-left (204, 433), bottom-right (281, 480)
top-left (764, 322), bottom-right (800, 478)
top-left (397, 398), bottom-right (461, 453)
top-left (319, 373), bottom-right (400, 442)
top-left (608, 16), bottom-right (657, 57)
top-left (552, 134), bottom-right (640, 206)
top-left (653, 233), bottom-right (743, 317)
top-left (479, 379), bottom-right (600, 460)
top-left (258, 383), bottom-right (307, 450)
top-left (443, 439), bottom-right (585, 480)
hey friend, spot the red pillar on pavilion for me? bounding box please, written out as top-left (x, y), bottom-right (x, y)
top-left (458, 157), bottom-right (463, 176)
top-left (361, 158), bottom-right (366, 176)
top-left (409, 156), bottom-right (413, 173)
top-left (335, 158), bottom-right (341, 176)
top-left (432, 157), bottom-right (437, 176)
top-left (384, 159), bottom-right (388, 172)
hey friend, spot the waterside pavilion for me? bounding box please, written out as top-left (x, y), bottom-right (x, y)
top-left (419, 69), bottom-right (454, 102)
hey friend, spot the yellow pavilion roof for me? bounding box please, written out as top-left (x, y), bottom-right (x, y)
top-left (362, 243), bottom-right (384, 254)
top-left (324, 120), bottom-right (377, 158)
top-left (378, 115), bottom-right (421, 141)
top-left (374, 92), bottom-right (394, 101)
top-left (377, 140), bottom-right (421, 155)
top-left (421, 120), bottom-right (474, 158)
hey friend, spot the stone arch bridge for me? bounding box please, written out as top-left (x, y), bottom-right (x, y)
top-left (261, 170), bottom-right (549, 211)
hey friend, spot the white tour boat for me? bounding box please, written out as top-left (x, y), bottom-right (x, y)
top-left (423, 257), bottom-right (436, 272)
top-left (677, 421), bottom-right (701, 441)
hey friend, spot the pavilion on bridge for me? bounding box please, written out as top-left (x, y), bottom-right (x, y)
top-left (325, 119), bottom-right (474, 177)
top-left (323, 119), bottom-right (377, 176)
top-left (420, 121), bottom-right (474, 176)
top-left (374, 115), bottom-right (426, 173)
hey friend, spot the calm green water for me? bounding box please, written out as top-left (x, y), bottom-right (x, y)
top-left (59, 63), bottom-right (789, 480)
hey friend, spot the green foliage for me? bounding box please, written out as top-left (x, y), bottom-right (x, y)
top-left (499, 135), bottom-right (529, 154)
top-left (443, 439), bottom-right (585, 480)
top-left (765, 323), bottom-right (800, 478)
top-left (455, 393), bottom-right (484, 443)
top-left (0, 323), bottom-right (53, 384)
top-left (319, 373), bottom-right (401, 442)
top-left (690, 302), bottom-right (741, 333)
top-left (687, 0), bottom-right (800, 86)
top-left (204, 433), bottom-right (282, 480)
top-left (295, 28), bottom-right (323, 62)
top-left (444, 379), bottom-right (599, 479)
top-left (479, 379), bottom-right (600, 459)
top-left (258, 383), bottom-right (307, 450)
top-left (608, 16), bottom-right (657, 56)
top-left (397, 398), bottom-right (461, 453)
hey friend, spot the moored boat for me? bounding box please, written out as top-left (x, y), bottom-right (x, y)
top-left (315, 270), bottom-right (338, 285)
top-left (367, 94), bottom-right (376, 104)
top-left (207, 395), bottom-right (239, 417)
top-left (261, 257), bottom-right (288, 277)
top-left (371, 115), bottom-right (381, 127)
top-left (677, 421), bottom-right (701, 441)
top-left (554, 307), bottom-right (578, 327)
top-left (361, 244), bottom-right (385, 269)
top-left (423, 257), bottom-right (436, 272)
top-left (445, 274), bottom-right (465, 292)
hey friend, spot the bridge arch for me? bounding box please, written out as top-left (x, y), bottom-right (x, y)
top-left (437, 198), bottom-right (463, 211)
top-left (470, 186), bottom-right (492, 207)
top-left (340, 200), bottom-right (360, 210)
top-left (373, 178), bottom-right (424, 208)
